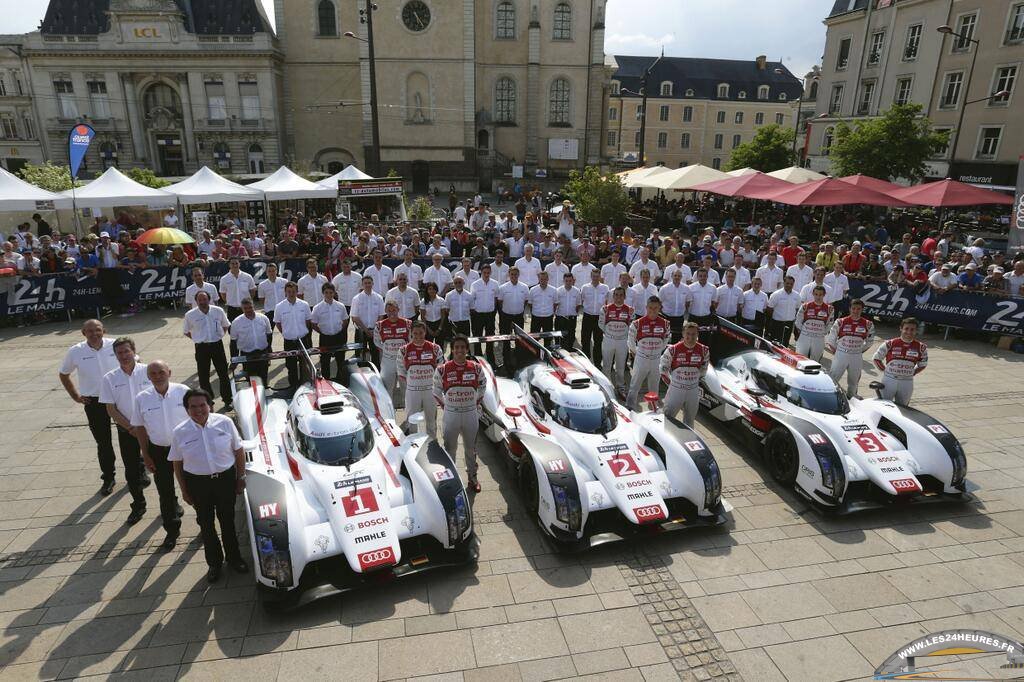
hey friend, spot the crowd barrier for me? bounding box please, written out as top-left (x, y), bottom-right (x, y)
top-left (3, 257), bottom-right (1022, 336)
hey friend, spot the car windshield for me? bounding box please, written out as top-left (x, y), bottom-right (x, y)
top-left (786, 385), bottom-right (849, 415)
top-left (295, 421), bottom-right (375, 466)
top-left (552, 397), bottom-right (617, 434)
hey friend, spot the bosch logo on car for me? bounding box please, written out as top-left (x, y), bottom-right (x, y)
top-left (357, 517), bottom-right (388, 529)
top-left (353, 531), bottom-right (387, 543)
top-left (626, 479), bottom-right (652, 488)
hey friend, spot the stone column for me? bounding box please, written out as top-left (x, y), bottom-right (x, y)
top-left (178, 73), bottom-right (196, 167)
top-left (121, 75), bottom-right (146, 162)
top-left (525, 2), bottom-right (540, 168)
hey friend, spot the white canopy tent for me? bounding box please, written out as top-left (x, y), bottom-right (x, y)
top-left (60, 167), bottom-right (176, 208)
top-left (726, 167), bottom-right (759, 177)
top-left (0, 166), bottom-right (72, 211)
top-left (163, 166), bottom-right (264, 203)
top-left (766, 166), bottom-right (828, 184)
top-left (317, 164), bottom-right (374, 189)
top-left (249, 166), bottom-right (337, 200)
top-left (623, 166), bottom-right (672, 189)
top-left (643, 164), bottom-right (730, 191)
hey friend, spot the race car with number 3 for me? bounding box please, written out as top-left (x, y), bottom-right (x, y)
top-left (231, 344), bottom-right (479, 608)
top-left (699, 318), bottom-right (970, 512)
top-left (475, 326), bottom-right (728, 548)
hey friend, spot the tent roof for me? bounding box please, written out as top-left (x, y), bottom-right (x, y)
top-left (318, 164), bottom-right (374, 188)
top-left (726, 167), bottom-right (759, 177)
top-left (249, 166), bottom-right (337, 200)
top-left (766, 166), bottom-right (828, 183)
top-left (624, 166), bottom-right (672, 188)
top-left (60, 167), bottom-right (176, 208)
top-left (838, 174), bottom-right (908, 194)
top-left (0, 167), bottom-right (72, 211)
top-left (689, 171), bottom-right (796, 200)
top-left (886, 178), bottom-right (1015, 207)
top-left (644, 164), bottom-right (730, 191)
top-left (763, 177), bottom-right (912, 207)
top-left (163, 166), bottom-right (263, 204)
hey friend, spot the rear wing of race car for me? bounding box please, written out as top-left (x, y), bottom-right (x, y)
top-left (711, 316), bottom-right (822, 373)
top-left (230, 342), bottom-right (365, 367)
top-left (466, 325), bottom-right (562, 367)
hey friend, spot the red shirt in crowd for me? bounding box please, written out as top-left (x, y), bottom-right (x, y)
top-left (781, 245), bottom-right (803, 268)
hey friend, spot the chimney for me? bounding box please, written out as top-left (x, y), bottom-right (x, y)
top-left (756, 55), bottom-right (767, 70)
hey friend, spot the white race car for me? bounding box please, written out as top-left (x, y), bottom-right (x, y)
top-left (700, 319), bottom-right (970, 512)
top-left (231, 345), bottom-right (478, 608)
top-left (474, 327), bottom-right (728, 548)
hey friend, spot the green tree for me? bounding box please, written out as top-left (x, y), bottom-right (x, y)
top-left (562, 166), bottom-right (630, 225)
top-left (408, 196), bottom-right (434, 222)
top-left (17, 162), bottom-right (78, 191)
top-left (829, 103), bottom-right (949, 181)
top-left (124, 167), bottom-right (171, 188)
top-left (725, 124), bottom-right (795, 172)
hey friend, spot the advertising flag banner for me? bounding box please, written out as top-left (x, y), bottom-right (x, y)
top-left (68, 124), bottom-right (96, 180)
top-left (1010, 155), bottom-right (1024, 254)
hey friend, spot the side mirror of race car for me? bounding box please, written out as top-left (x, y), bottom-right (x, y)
top-left (868, 381), bottom-right (885, 400)
top-left (408, 411), bottom-right (426, 434)
top-left (505, 407), bottom-right (522, 417)
top-left (747, 388), bottom-right (766, 408)
top-left (643, 392), bottom-right (660, 411)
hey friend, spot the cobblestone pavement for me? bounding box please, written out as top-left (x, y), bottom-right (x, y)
top-left (1, 311), bottom-right (1023, 681)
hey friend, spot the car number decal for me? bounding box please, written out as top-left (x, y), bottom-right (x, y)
top-left (608, 452), bottom-right (641, 477)
top-left (853, 432), bottom-right (886, 453)
top-left (341, 487), bottom-right (379, 516)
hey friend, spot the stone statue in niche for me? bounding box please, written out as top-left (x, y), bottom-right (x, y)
top-left (412, 92), bottom-right (426, 123)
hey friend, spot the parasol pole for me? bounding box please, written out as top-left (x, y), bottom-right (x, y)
top-left (819, 206), bottom-right (829, 240)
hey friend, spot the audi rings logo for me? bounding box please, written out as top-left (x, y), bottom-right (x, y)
top-left (358, 547), bottom-right (396, 570)
top-left (633, 504), bottom-right (666, 523)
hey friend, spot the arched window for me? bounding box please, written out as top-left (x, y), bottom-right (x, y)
top-left (808, 81), bottom-right (819, 100)
top-left (778, 92), bottom-right (788, 101)
top-left (100, 141), bottom-right (117, 169)
top-left (248, 143), bottom-right (264, 174)
top-left (327, 161), bottom-right (343, 174)
top-left (758, 85), bottom-right (770, 100)
top-left (496, 1), bottom-right (515, 39)
top-left (478, 129), bottom-right (490, 150)
top-left (738, 90), bottom-right (747, 99)
top-left (685, 88), bottom-right (694, 97)
top-left (143, 82), bottom-right (182, 116)
top-left (717, 83), bottom-right (729, 98)
top-left (549, 78), bottom-right (570, 125)
top-left (317, 0), bottom-right (337, 37)
top-left (660, 81), bottom-right (673, 96)
top-left (822, 126), bottom-right (835, 155)
top-left (495, 77), bottom-right (516, 123)
top-left (553, 3), bottom-right (571, 40)
top-left (213, 142), bottom-right (231, 170)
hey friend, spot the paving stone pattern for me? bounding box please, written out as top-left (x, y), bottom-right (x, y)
top-left (1, 311), bottom-right (1023, 681)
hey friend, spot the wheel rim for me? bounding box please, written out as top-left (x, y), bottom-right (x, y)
top-left (769, 436), bottom-right (796, 481)
top-left (520, 461), bottom-right (539, 516)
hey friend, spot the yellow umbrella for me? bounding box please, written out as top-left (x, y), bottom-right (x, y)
top-left (136, 227), bottom-right (195, 245)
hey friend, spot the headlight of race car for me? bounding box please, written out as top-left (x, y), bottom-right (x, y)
top-left (950, 441), bottom-right (967, 487)
top-left (447, 491), bottom-right (471, 546)
top-left (689, 450), bottom-right (721, 509)
top-left (551, 483), bottom-right (582, 531)
top-left (256, 533), bottom-right (293, 587)
top-left (815, 451), bottom-right (846, 495)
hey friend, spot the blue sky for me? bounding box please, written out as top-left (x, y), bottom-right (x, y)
top-left (1, 0), bottom-right (825, 78)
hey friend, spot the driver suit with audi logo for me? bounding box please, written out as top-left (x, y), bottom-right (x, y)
top-left (825, 314), bottom-right (874, 396)
top-left (599, 302), bottom-right (633, 394)
top-left (373, 316), bottom-right (412, 402)
top-left (398, 339), bottom-right (443, 436)
top-left (872, 335), bottom-right (928, 406)
top-left (794, 300), bottom-right (833, 362)
top-left (626, 313), bottom-right (671, 409)
top-left (659, 340), bottom-right (710, 427)
top-left (432, 360), bottom-right (486, 486)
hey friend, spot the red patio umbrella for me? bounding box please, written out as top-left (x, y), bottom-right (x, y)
top-left (689, 172), bottom-right (796, 200)
top-left (838, 174), bottom-right (908, 195)
top-left (886, 178), bottom-right (1015, 207)
top-left (764, 177), bottom-right (912, 207)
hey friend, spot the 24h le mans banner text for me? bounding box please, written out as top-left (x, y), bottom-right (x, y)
top-left (2, 259), bottom-right (1023, 336)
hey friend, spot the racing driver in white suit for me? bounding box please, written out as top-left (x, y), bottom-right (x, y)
top-left (659, 321), bottom-right (710, 427)
top-left (824, 297), bottom-right (874, 397)
top-left (432, 335), bottom-right (486, 492)
top-left (599, 286), bottom-right (633, 396)
top-left (397, 321), bottom-right (443, 436)
top-left (626, 296), bottom-right (671, 410)
top-left (373, 300), bottom-right (412, 404)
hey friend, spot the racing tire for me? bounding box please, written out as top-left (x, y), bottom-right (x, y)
top-left (518, 456), bottom-right (541, 522)
top-left (764, 428), bottom-right (799, 485)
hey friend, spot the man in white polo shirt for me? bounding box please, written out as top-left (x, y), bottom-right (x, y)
top-left (99, 337), bottom-right (152, 524)
top-left (497, 266), bottom-right (529, 368)
top-left (59, 319), bottom-right (120, 496)
top-left (659, 268), bottom-right (690, 343)
top-left (766, 276), bottom-right (802, 346)
top-left (580, 268), bottom-right (609, 363)
top-left (297, 258), bottom-right (329, 308)
top-left (131, 360), bottom-right (188, 549)
top-left (601, 249), bottom-right (627, 286)
top-left (528, 270), bottom-right (558, 345)
top-left (514, 244), bottom-right (543, 288)
top-left (423, 253), bottom-right (455, 295)
top-left (184, 291), bottom-right (233, 407)
top-left (363, 249), bottom-right (394, 296)
top-left (275, 281), bottom-right (314, 389)
top-left (393, 250), bottom-right (423, 291)
top-left (386, 272), bottom-right (421, 320)
top-left (256, 262), bottom-right (287, 329)
top-left (470, 263), bottom-right (499, 363)
top-left (555, 272), bottom-right (582, 350)
top-left (230, 297), bottom-right (273, 386)
top-left (218, 258), bottom-right (256, 322)
top-left (184, 266), bottom-right (218, 309)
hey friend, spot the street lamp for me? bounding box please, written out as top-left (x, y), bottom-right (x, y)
top-left (345, 1), bottom-right (381, 176)
top-left (622, 49), bottom-right (663, 168)
top-left (776, 68), bottom-right (818, 163)
top-left (936, 24), bottom-right (980, 165)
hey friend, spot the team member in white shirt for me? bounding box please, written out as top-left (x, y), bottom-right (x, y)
top-left (169, 389), bottom-right (248, 583)
top-left (555, 273), bottom-right (583, 349)
top-left (423, 253), bottom-right (455, 295)
top-left (715, 269), bottom-right (744, 323)
top-left (297, 258), bottom-right (329, 307)
top-left (544, 251), bottom-right (570, 286)
top-left (786, 252), bottom-right (815, 293)
top-left (99, 337), bottom-right (151, 522)
top-left (452, 257), bottom-right (480, 287)
top-left (659, 268), bottom-right (691, 343)
top-left (184, 266), bottom-right (218, 309)
top-left (393, 250), bottom-right (423, 291)
top-left (571, 252), bottom-right (597, 285)
top-left (183, 291), bottom-right (233, 407)
top-left (444, 275), bottom-right (474, 338)
top-left (331, 259), bottom-right (363, 339)
top-left (311, 284), bottom-right (350, 379)
top-left (766, 276), bottom-right (802, 346)
top-left (824, 261), bottom-right (851, 314)
top-left (527, 270), bottom-right (558, 344)
top-left (755, 252), bottom-right (785, 292)
top-left (59, 319), bottom-right (120, 495)
top-left (350, 275), bottom-right (385, 365)
top-left (663, 252), bottom-right (693, 286)
top-left (257, 262), bottom-right (287, 329)
top-left (687, 268), bottom-right (718, 330)
top-left (580, 269), bottom-right (609, 363)
top-left (628, 247), bottom-right (662, 283)
top-left (489, 250), bottom-right (510, 285)
top-left (363, 250), bottom-right (393, 297)
top-left (275, 281), bottom-right (314, 389)
top-left (799, 267), bottom-right (835, 303)
top-left (729, 262), bottom-right (751, 290)
top-left (230, 298), bottom-right (273, 385)
top-left (629, 268), bottom-right (660, 317)
top-left (470, 264), bottom-right (499, 363)
top-left (741, 277), bottom-right (769, 334)
top-left (386, 273), bottom-right (421, 320)
top-left (421, 282), bottom-right (446, 344)
top-left (218, 258), bottom-right (256, 321)
top-left (514, 244), bottom-right (543, 288)
top-left (131, 360), bottom-right (188, 549)
top-left (601, 250), bottom-right (627, 286)
top-left (505, 229), bottom-right (526, 258)
top-left (497, 267), bottom-right (529, 368)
